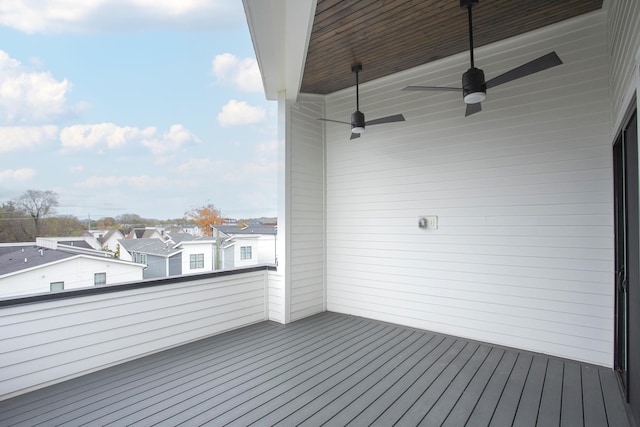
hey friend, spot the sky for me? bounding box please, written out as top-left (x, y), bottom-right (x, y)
top-left (0, 1), bottom-right (278, 221)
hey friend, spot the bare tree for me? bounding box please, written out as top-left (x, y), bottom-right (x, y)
top-left (15, 190), bottom-right (59, 238)
top-left (0, 202), bottom-right (31, 242)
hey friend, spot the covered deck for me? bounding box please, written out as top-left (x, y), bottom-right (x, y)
top-left (0, 312), bottom-right (631, 426)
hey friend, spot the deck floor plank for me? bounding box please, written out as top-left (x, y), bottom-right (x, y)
top-left (368, 338), bottom-right (468, 426)
top-left (52, 314), bottom-right (358, 427)
top-left (206, 327), bottom-right (415, 426)
top-left (0, 312), bottom-right (632, 427)
top-left (536, 357), bottom-right (564, 427)
top-left (325, 336), bottom-right (456, 426)
top-left (489, 352), bottom-right (534, 427)
top-left (562, 361), bottom-right (585, 426)
top-left (599, 367), bottom-right (633, 427)
top-left (259, 333), bottom-right (438, 426)
top-left (116, 316), bottom-right (378, 426)
top-left (465, 349), bottom-right (519, 427)
top-left (442, 346), bottom-right (505, 427)
top-left (582, 364), bottom-right (609, 427)
top-left (512, 355), bottom-right (548, 427)
top-left (393, 341), bottom-right (481, 425)
top-left (419, 344), bottom-right (492, 426)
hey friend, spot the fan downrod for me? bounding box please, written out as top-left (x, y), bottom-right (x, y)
top-left (351, 63), bottom-right (365, 133)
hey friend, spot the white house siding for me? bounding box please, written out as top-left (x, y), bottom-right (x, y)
top-left (608, 0), bottom-right (640, 130)
top-left (289, 96), bottom-right (325, 321)
top-left (323, 12), bottom-right (613, 366)
top-left (0, 269), bottom-right (268, 400)
top-left (268, 269), bottom-right (284, 322)
top-left (179, 242), bottom-right (215, 274)
top-left (0, 257), bottom-right (143, 298)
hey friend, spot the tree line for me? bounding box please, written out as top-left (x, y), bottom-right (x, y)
top-left (0, 190), bottom-right (231, 242)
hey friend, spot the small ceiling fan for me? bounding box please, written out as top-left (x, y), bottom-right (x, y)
top-left (403, 0), bottom-right (563, 117)
top-left (319, 63), bottom-right (405, 139)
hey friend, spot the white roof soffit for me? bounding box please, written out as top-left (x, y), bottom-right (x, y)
top-left (243, 0), bottom-right (316, 101)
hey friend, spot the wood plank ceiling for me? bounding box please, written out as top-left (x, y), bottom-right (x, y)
top-left (300, 0), bottom-right (603, 95)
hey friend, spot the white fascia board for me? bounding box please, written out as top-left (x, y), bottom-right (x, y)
top-left (243, 0), bottom-right (316, 101)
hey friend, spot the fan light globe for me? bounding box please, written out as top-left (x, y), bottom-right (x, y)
top-left (464, 91), bottom-right (486, 104)
top-left (352, 126), bottom-right (365, 134)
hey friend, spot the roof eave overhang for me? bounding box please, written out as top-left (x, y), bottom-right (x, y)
top-left (243, 0), bottom-right (316, 101)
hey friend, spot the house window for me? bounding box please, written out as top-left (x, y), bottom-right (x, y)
top-left (134, 253), bottom-right (147, 264)
top-left (240, 246), bottom-right (252, 260)
top-left (190, 253), bottom-right (204, 269)
top-left (50, 282), bottom-right (64, 292)
top-left (94, 272), bottom-right (106, 285)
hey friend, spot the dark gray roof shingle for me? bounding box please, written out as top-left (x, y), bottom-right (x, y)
top-left (0, 247), bottom-right (76, 276)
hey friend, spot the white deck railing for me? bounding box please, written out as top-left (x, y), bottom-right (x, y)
top-left (0, 266), bottom-right (275, 401)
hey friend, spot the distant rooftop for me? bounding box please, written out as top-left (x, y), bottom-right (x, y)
top-left (213, 225), bottom-right (277, 236)
top-left (118, 238), bottom-right (181, 257)
top-left (0, 246), bottom-right (75, 276)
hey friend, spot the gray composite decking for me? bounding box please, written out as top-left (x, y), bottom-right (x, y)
top-left (0, 312), bottom-right (633, 426)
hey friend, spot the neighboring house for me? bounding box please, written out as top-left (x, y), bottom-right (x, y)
top-left (165, 231), bottom-right (195, 245)
top-left (43, 236), bottom-right (101, 251)
top-left (175, 238), bottom-right (218, 275)
top-left (126, 227), bottom-right (164, 240)
top-left (0, 244), bottom-right (144, 298)
top-left (212, 225), bottom-right (277, 268)
top-left (181, 224), bottom-right (203, 237)
top-left (118, 238), bottom-right (182, 279)
top-left (96, 229), bottom-right (125, 254)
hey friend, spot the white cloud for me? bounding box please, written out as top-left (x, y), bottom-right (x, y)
top-left (175, 158), bottom-right (214, 174)
top-left (0, 125), bottom-right (58, 152)
top-left (212, 53), bottom-right (263, 93)
top-left (0, 51), bottom-right (81, 125)
top-left (77, 175), bottom-right (168, 189)
top-left (68, 165), bottom-right (84, 173)
top-left (0, 168), bottom-right (36, 183)
top-left (141, 124), bottom-right (201, 155)
top-left (0, 1), bottom-right (243, 33)
top-left (217, 99), bottom-right (266, 127)
top-left (60, 123), bottom-right (199, 155)
top-left (60, 123), bottom-right (155, 151)
top-left (255, 140), bottom-right (280, 156)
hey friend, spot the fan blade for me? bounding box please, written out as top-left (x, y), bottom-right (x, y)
top-left (318, 118), bottom-right (351, 125)
top-left (350, 132), bottom-right (361, 140)
top-left (365, 114), bottom-right (406, 126)
top-left (465, 102), bottom-right (482, 117)
top-left (486, 51), bottom-right (562, 89)
top-left (403, 86), bottom-right (460, 92)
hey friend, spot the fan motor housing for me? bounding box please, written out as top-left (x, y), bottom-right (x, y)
top-left (462, 67), bottom-right (486, 103)
top-left (351, 110), bottom-right (365, 130)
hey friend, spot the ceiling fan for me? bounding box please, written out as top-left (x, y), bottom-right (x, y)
top-left (319, 63), bottom-right (405, 139)
top-left (403, 0), bottom-right (563, 117)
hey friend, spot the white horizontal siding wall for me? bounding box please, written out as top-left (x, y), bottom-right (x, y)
top-left (0, 270), bottom-right (268, 400)
top-left (608, 0), bottom-right (640, 130)
top-left (267, 269), bottom-right (284, 322)
top-left (323, 12), bottom-right (613, 366)
top-left (289, 96), bottom-right (325, 321)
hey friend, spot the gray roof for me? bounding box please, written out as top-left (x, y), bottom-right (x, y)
top-left (0, 246), bottom-right (76, 276)
top-left (0, 244), bottom-right (32, 257)
top-left (118, 238), bottom-right (181, 257)
top-left (97, 229), bottom-right (124, 244)
top-left (167, 232), bottom-right (196, 244)
top-left (213, 225), bottom-right (277, 236)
